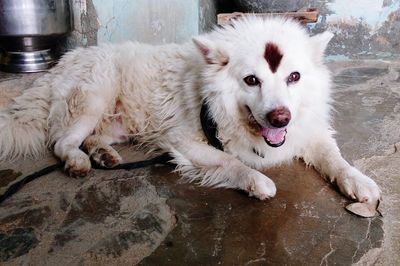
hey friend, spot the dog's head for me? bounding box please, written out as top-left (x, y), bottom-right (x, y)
top-left (193, 17), bottom-right (333, 148)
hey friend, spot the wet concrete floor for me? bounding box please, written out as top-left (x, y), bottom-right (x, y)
top-left (0, 60), bottom-right (399, 265)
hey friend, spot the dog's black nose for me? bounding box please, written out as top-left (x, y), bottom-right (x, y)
top-left (267, 106), bottom-right (291, 128)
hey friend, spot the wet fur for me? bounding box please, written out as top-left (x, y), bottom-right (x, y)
top-left (0, 17), bottom-right (380, 203)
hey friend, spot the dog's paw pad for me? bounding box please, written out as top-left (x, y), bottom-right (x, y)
top-left (65, 161), bottom-right (91, 178)
top-left (65, 152), bottom-right (91, 177)
top-left (91, 147), bottom-right (122, 168)
top-left (66, 167), bottom-right (90, 178)
top-left (100, 152), bottom-right (121, 168)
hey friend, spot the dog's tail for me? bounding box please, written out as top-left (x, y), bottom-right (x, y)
top-left (0, 79), bottom-right (51, 161)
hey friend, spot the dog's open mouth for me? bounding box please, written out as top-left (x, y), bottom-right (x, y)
top-left (260, 127), bottom-right (287, 147)
top-left (246, 106), bottom-right (287, 148)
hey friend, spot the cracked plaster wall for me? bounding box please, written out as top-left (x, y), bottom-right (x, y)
top-left (66, 0), bottom-right (99, 48)
top-left (66, 0), bottom-right (215, 47)
top-left (311, 0), bottom-right (400, 60)
top-left (222, 0), bottom-right (400, 60)
top-left (67, 0), bottom-right (400, 60)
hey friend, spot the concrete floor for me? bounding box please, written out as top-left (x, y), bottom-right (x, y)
top-left (0, 60), bottom-right (399, 265)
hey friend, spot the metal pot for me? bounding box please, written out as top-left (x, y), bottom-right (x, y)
top-left (0, 0), bottom-right (72, 72)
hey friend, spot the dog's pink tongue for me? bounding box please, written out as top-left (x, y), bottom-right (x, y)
top-left (261, 127), bottom-right (286, 144)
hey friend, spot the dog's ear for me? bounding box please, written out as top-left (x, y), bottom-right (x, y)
top-left (311, 31), bottom-right (334, 59)
top-left (192, 37), bottom-right (229, 66)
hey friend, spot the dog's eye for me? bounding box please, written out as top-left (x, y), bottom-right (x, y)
top-left (243, 75), bottom-right (260, 86)
top-left (287, 72), bottom-right (301, 84)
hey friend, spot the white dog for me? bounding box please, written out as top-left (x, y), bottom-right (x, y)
top-left (0, 17), bottom-right (380, 204)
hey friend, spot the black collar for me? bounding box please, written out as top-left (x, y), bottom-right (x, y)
top-left (200, 101), bottom-right (224, 151)
top-left (200, 102), bottom-right (265, 158)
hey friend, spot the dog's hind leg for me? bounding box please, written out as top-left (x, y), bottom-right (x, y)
top-left (302, 134), bottom-right (381, 205)
top-left (52, 89), bottom-right (113, 177)
top-left (170, 140), bottom-right (276, 200)
top-left (82, 135), bottom-right (123, 168)
top-left (53, 114), bottom-right (100, 177)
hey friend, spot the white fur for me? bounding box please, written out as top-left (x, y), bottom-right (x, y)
top-left (0, 17), bottom-right (380, 204)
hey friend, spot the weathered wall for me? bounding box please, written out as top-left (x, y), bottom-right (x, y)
top-left (312, 0), bottom-right (400, 60)
top-left (94, 0), bottom-right (198, 44)
top-left (67, 0), bottom-right (216, 46)
top-left (222, 0), bottom-right (400, 60)
top-left (200, 0), bottom-right (218, 33)
top-left (67, 0), bottom-right (400, 59)
top-left (66, 0), bottom-right (99, 48)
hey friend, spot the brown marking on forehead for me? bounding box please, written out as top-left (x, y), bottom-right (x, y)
top-left (264, 43), bottom-right (283, 73)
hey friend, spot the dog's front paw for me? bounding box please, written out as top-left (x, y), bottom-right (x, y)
top-left (65, 150), bottom-right (91, 177)
top-left (91, 147), bottom-right (122, 168)
top-left (247, 170), bottom-right (277, 200)
top-left (336, 167), bottom-right (381, 205)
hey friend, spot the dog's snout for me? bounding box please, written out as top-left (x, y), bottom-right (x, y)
top-left (266, 106), bottom-right (291, 128)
